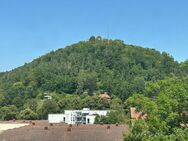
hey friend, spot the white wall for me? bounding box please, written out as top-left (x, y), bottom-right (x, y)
top-left (48, 109), bottom-right (109, 124)
top-left (86, 115), bottom-right (96, 124)
top-left (48, 114), bottom-right (66, 123)
top-left (89, 110), bottom-right (109, 116)
top-left (64, 110), bottom-right (109, 116)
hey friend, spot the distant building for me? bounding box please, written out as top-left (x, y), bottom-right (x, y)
top-left (48, 108), bottom-right (109, 125)
top-left (130, 107), bottom-right (147, 120)
top-left (99, 92), bottom-right (111, 99)
top-left (44, 95), bottom-right (52, 100)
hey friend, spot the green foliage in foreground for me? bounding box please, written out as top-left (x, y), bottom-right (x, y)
top-left (124, 77), bottom-right (188, 141)
top-left (124, 121), bottom-right (188, 141)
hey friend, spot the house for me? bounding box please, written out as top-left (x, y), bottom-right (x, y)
top-left (48, 108), bottom-right (109, 124)
top-left (44, 95), bottom-right (52, 100)
top-left (130, 107), bottom-right (147, 125)
top-left (99, 92), bottom-right (111, 99)
top-left (130, 107), bottom-right (147, 120)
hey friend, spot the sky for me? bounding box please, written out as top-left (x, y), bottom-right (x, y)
top-left (0, 0), bottom-right (188, 72)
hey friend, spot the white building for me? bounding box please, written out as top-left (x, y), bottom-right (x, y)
top-left (48, 108), bottom-right (109, 125)
top-left (44, 95), bottom-right (52, 100)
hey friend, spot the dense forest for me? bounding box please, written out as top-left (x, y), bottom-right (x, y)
top-left (0, 36), bottom-right (188, 140)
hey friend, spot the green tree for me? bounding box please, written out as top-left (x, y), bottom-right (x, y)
top-left (0, 105), bottom-right (18, 120)
top-left (77, 70), bottom-right (97, 95)
top-left (180, 60), bottom-right (188, 76)
top-left (0, 94), bottom-right (5, 106)
top-left (24, 99), bottom-right (38, 112)
top-left (95, 110), bottom-right (127, 124)
top-left (89, 36), bottom-right (96, 42)
top-left (38, 100), bottom-right (59, 119)
top-left (124, 77), bottom-right (188, 141)
top-left (18, 108), bottom-right (38, 120)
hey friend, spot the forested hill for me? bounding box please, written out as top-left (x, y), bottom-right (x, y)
top-left (0, 36), bottom-right (187, 139)
top-left (0, 36), bottom-right (188, 112)
top-left (0, 36), bottom-right (184, 99)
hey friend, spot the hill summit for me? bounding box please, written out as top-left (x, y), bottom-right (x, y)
top-left (0, 36), bottom-right (180, 100)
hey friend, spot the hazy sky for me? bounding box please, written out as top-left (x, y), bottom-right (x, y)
top-left (0, 0), bottom-right (188, 72)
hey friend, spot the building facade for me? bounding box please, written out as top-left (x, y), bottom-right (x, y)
top-left (48, 108), bottom-right (109, 125)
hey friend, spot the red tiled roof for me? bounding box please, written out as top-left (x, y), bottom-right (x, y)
top-left (130, 107), bottom-right (147, 120)
top-left (99, 92), bottom-right (111, 99)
